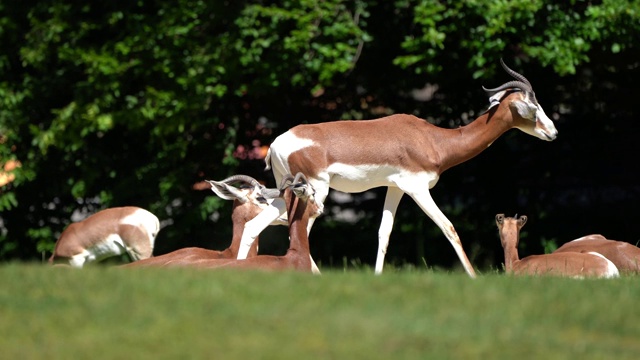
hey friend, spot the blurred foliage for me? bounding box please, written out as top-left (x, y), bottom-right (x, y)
top-left (0, 1), bottom-right (638, 270)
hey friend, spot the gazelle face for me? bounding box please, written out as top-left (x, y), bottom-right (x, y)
top-left (496, 214), bottom-right (527, 248)
top-left (508, 92), bottom-right (558, 141)
top-left (292, 183), bottom-right (324, 218)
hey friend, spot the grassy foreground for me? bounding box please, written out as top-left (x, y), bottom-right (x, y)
top-left (1, 264), bottom-right (639, 359)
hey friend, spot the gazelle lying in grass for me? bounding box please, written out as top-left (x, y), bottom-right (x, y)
top-left (169, 173), bottom-right (322, 272)
top-left (124, 174), bottom-right (311, 267)
top-left (49, 206), bottom-right (160, 267)
top-left (554, 235), bottom-right (640, 275)
top-left (239, 59), bottom-right (559, 278)
top-left (495, 214), bottom-right (618, 278)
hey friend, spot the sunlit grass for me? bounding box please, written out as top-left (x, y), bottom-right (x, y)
top-left (1, 263), bottom-right (639, 359)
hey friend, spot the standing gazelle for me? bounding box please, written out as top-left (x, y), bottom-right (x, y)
top-left (237, 59), bottom-right (558, 277)
top-left (496, 214), bottom-right (618, 278)
top-left (49, 206), bottom-right (160, 267)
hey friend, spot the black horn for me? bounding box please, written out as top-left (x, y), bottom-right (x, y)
top-left (482, 59), bottom-right (534, 95)
top-left (482, 80), bottom-right (532, 95)
top-left (500, 58), bottom-right (532, 88)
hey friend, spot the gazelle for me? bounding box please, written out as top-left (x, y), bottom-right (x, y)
top-left (238, 59), bottom-right (558, 277)
top-left (49, 206), bottom-right (160, 267)
top-left (495, 214), bottom-right (619, 278)
top-left (124, 174), bottom-right (300, 268)
top-left (184, 173), bottom-right (322, 272)
top-left (554, 235), bottom-right (640, 274)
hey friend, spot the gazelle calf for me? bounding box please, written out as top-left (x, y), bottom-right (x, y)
top-left (49, 206), bottom-right (160, 268)
top-left (124, 175), bottom-right (292, 268)
top-left (495, 214), bottom-right (618, 278)
top-left (181, 173), bottom-right (322, 272)
top-left (554, 235), bottom-right (640, 274)
top-left (238, 59), bottom-right (558, 277)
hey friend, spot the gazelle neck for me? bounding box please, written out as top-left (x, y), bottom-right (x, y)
top-left (435, 105), bottom-right (512, 173)
top-left (500, 228), bottom-right (521, 272)
top-left (230, 203), bottom-right (259, 258)
top-left (286, 193), bottom-right (310, 254)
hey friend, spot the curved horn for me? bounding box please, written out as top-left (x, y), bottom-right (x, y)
top-left (482, 60), bottom-right (534, 95)
top-left (500, 58), bottom-right (532, 88)
top-left (292, 172), bottom-right (308, 186)
top-left (482, 80), bottom-right (532, 95)
top-left (218, 174), bottom-right (261, 188)
top-left (278, 174), bottom-right (295, 190)
top-left (259, 188), bottom-right (283, 200)
top-left (291, 172), bottom-right (315, 199)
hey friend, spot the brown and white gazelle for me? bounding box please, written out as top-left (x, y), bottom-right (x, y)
top-left (49, 206), bottom-right (160, 267)
top-left (181, 173), bottom-right (322, 272)
top-left (554, 235), bottom-right (640, 274)
top-left (237, 60), bottom-right (558, 277)
top-left (496, 214), bottom-right (619, 278)
top-left (124, 175), bottom-right (312, 267)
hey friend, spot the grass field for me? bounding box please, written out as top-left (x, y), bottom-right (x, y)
top-left (1, 264), bottom-right (639, 359)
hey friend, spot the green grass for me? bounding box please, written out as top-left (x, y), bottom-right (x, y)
top-left (1, 264), bottom-right (639, 359)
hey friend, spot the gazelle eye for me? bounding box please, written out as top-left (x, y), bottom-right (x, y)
top-left (255, 196), bottom-right (268, 204)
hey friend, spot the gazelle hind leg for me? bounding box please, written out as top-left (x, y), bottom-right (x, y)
top-left (375, 187), bottom-right (404, 274)
top-left (407, 190), bottom-right (477, 278)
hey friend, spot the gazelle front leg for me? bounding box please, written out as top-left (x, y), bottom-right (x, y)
top-left (408, 189), bottom-right (477, 278)
top-left (375, 187), bottom-right (404, 274)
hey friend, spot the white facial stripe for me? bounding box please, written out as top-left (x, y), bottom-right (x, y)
top-left (534, 104), bottom-right (558, 138)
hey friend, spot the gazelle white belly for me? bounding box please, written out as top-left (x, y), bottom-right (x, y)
top-left (326, 163), bottom-right (440, 193)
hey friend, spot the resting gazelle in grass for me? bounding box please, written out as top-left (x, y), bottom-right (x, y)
top-left (554, 234), bottom-right (640, 275)
top-left (49, 206), bottom-right (160, 267)
top-left (495, 214), bottom-right (618, 279)
top-left (163, 173), bottom-right (322, 272)
top-left (124, 174), bottom-right (322, 269)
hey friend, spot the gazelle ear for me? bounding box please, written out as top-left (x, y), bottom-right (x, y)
top-left (206, 180), bottom-right (250, 203)
top-left (518, 215), bottom-right (528, 226)
top-left (487, 90), bottom-right (505, 110)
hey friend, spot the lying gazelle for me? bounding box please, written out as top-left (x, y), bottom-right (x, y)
top-left (124, 174), bottom-right (311, 267)
top-left (495, 214), bottom-right (619, 278)
top-left (49, 206), bottom-right (160, 267)
top-left (123, 175), bottom-right (265, 267)
top-left (554, 234), bottom-right (640, 275)
top-left (237, 59), bottom-right (558, 277)
top-left (168, 173), bottom-right (322, 272)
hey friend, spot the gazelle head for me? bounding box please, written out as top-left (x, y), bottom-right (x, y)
top-left (484, 59), bottom-right (558, 141)
top-left (206, 173), bottom-right (323, 224)
top-left (495, 213), bottom-right (527, 249)
top-left (207, 175), bottom-right (282, 224)
top-left (278, 172), bottom-right (324, 220)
